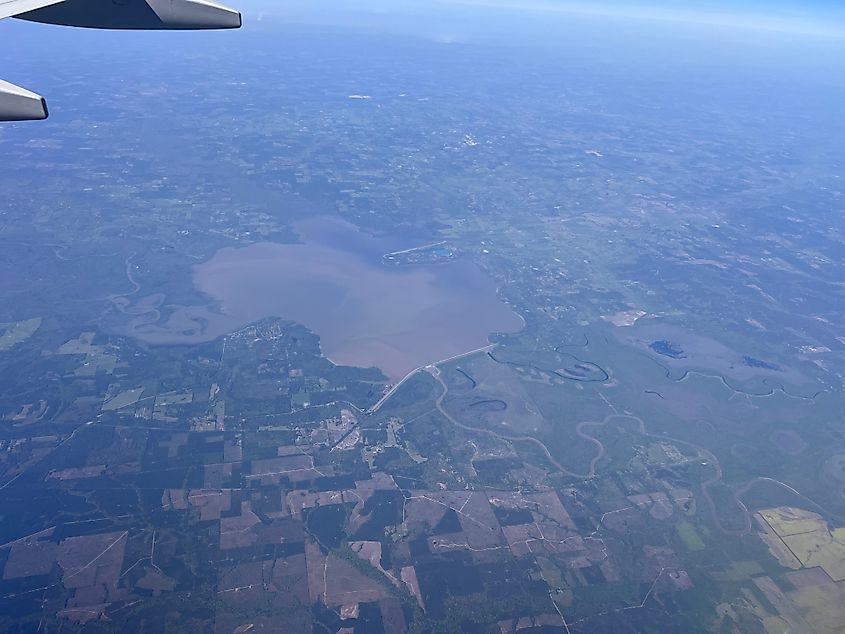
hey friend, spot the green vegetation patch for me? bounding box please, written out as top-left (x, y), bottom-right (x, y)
top-left (103, 387), bottom-right (146, 411)
top-left (0, 318), bottom-right (41, 351)
top-left (155, 391), bottom-right (194, 406)
top-left (677, 521), bottom-right (706, 551)
top-left (291, 392), bottom-right (311, 408)
top-left (712, 560), bottom-right (765, 582)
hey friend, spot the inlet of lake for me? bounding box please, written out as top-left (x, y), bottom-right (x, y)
top-left (125, 217), bottom-right (523, 380)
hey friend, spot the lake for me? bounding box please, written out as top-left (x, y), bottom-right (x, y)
top-left (124, 217), bottom-right (523, 380)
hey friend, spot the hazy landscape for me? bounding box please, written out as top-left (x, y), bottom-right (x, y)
top-left (0, 1), bottom-right (844, 632)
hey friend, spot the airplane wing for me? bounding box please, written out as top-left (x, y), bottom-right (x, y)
top-left (1, 0), bottom-right (240, 121)
top-left (0, 0), bottom-right (63, 20)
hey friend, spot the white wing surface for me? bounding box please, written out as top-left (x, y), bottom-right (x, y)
top-left (0, 0), bottom-right (63, 20)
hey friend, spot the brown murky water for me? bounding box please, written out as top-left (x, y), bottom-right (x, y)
top-left (124, 217), bottom-right (522, 380)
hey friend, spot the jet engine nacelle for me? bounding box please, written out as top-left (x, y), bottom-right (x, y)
top-left (0, 80), bottom-right (48, 121)
top-left (18, 0), bottom-right (241, 30)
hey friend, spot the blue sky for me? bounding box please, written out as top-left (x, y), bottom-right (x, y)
top-left (238, 0), bottom-right (845, 38)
